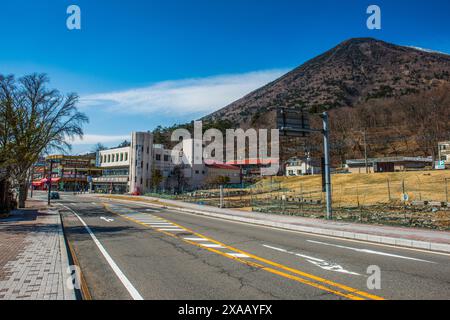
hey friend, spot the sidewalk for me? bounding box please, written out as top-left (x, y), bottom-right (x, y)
top-left (0, 200), bottom-right (75, 300)
top-left (99, 194), bottom-right (450, 253)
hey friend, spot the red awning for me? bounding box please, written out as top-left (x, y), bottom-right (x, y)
top-left (40, 177), bottom-right (61, 183)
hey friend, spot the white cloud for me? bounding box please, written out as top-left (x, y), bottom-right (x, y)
top-left (69, 134), bottom-right (129, 145)
top-left (79, 69), bottom-right (287, 116)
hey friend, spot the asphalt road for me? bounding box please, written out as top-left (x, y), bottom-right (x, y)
top-left (36, 192), bottom-right (450, 300)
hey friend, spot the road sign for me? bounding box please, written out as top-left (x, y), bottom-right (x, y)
top-left (401, 193), bottom-right (409, 202)
top-left (277, 108), bottom-right (333, 220)
top-left (276, 108), bottom-right (312, 137)
top-left (435, 160), bottom-right (446, 170)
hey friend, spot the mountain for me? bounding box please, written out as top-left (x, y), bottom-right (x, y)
top-left (204, 38), bottom-right (450, 127)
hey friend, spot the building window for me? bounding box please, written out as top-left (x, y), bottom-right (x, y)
top-left (120, 153), bottom-right (123, 161)
top-left (141, 161), bottom-right (143, 168)
top-left (164, 155), bottom-right (169, 162)
top-left (108, 155), bottom-right (111, 162)
top-left (147, 146), bottom-right (149, 154)
top-left (156, 154), bottom-right (161, 161)
top-left (125, 153), bottom-right (128, 161)
top-left (195, 170), bottom-right (199, 174)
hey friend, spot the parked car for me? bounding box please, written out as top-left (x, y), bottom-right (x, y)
top-left (50, 192), bottom-right (60, 200)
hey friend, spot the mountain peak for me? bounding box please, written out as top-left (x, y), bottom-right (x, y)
top-left (204, 38), bottom-right (450, 123)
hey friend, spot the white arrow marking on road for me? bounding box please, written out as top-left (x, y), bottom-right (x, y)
top-left (263, 244), bottom-right (361, 276)
top-left (307, 240), bottom-right (436, 264)
top-left (100, 217), bottom-right (114, 223)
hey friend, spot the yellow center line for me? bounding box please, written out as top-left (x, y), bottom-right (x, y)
top-left (103, 203), bottom-right (385, 301)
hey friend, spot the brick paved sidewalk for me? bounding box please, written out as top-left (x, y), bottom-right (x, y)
top-left (0, 200), bottom-right (75, 300)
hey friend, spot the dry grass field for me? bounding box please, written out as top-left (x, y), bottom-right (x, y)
top-left (256, 170), bottom-right (450, 207)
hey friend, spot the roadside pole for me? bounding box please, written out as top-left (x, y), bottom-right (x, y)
top-left (363, 130), bottom-right (368, 174)
top-left (321, 112), bottom-right (332, 220)
top-left (445, 178), bottom-right (448, 203)
top-left (47, 160), bottom-right (53, 206)
top-left (30, 165), bottom-right (34, 198)
top-left (277, 108), bottom-right (333, 221)
top-left (219, 185), bottom-right (224, 208)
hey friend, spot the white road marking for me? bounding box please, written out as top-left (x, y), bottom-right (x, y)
top-left (226, 253), bottom-right (250, 258)
top-left (263, 244), bottom-right (361, 276)
top-left (63, 205), bottom-right (144, 300)
top-left (100, 217), bottom-right (114, 223)
top-left (263, 244), bottom-right (323, 262)
top-left (307, 240), bottom-right (436, 264)
top-left (117, 198), bottom-right (450, 257)
top-left (158, 228), bottom-right (185, 232)
top-left (184, 237), bottom-right (209, 242)
top-left (91, 202), bottom-right (97, 205)
top-left (201, 244), bottom-right (224, 248)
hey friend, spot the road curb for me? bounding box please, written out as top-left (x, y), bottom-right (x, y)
top-left (100, 196), bottom-right (450, 254)
top-left (57, 211), bottom-right (77, 300)
top-left (59, 210), bottom-right (92, 300)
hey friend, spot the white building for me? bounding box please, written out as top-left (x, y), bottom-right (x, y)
top-left (94, 146), bottom-right (131, 193)
top-left (94, 132), bottom-right (155, 194)
top-left (93, 134), bottom-right (212, 194)
top-left (285, 157), bottom-right (321, 176)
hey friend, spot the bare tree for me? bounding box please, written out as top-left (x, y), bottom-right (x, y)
top-left (1, 73), bottom-right (88, 208)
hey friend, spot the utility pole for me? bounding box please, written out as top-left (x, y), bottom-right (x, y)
top-left (47, 160), bottom-right (53, 206)
top-left (445, 178), bottom-right (448, 203)
top-left (321, 112), bottom-right (332, 220)
top-left (363, 130), bottom-right (368, 174)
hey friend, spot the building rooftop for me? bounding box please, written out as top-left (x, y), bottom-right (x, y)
top-left (346, 156), bottom-right (433, 165)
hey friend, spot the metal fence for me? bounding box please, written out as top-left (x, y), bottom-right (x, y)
top-left (147, 175), bottom-right (450, 229)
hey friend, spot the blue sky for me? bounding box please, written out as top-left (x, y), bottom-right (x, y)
top-left (1, 0), bottom-right (449, 153)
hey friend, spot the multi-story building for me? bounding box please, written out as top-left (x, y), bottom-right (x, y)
top-left (33, 154), bottom-right (101, 191)
top-left (94, 132), bottom-right (154, 194)
top-left (93, 133), bottom-right (275, 194)
top-left (94, 146), bottom-right (131, 193)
